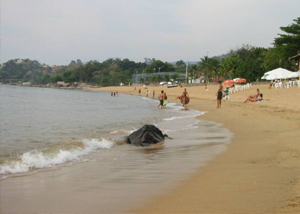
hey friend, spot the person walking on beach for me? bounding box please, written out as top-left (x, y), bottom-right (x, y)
top-left (138, 88), bottom-right (141, 95)
top-left (152, 90), bottom-right (155, 99)
top-left (158, 90), bottom-right (164, 108)
top-left (216, 81), bottom-right (223, 108)
top-left (181, 88), bottom-right (189, 107)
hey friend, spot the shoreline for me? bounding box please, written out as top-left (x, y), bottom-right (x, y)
top-left (90, 84), bottom-right (300, 213)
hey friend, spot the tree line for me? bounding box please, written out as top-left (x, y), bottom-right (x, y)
top-left (1, 17), bottom-right (299, 86)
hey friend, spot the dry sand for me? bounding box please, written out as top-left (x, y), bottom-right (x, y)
top-left (91, 84), bottom-right (300, 213)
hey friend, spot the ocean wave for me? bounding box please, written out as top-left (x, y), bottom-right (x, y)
top-left (0, 138), bottom-right (115, 176)
top-left (110, 129), bottom-right (136, 135)
top-left (163, 112), bottom-right (205, 121)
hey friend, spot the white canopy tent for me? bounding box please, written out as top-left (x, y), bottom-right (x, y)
top-left (261, 67), bottom-right (297, 80)
top-left (290, 71), bottom-right (300, 78)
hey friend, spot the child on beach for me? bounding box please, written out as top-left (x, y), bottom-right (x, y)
top-left (224, 87), bottom-right (229, 100)
top-left (157, 90), bottom-right (164, 108)
top-left (163, 92), bottom-right (167, 100)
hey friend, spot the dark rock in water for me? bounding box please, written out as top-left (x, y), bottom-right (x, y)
top-left (127, 125), bottom-right (165, 147)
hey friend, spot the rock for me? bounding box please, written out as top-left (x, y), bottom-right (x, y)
top-left (127, 125), bottom-right (165, 147)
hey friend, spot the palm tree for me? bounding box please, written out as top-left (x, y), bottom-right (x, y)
top-left (219, 55), bottom-right (240, 79)
top-left (198, 57), bottom-right (220, 81)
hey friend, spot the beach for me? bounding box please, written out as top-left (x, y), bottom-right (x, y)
top-left (1, 84), bottom-right (300, 213)
top-left (91, 84), bottom-right (300, 213)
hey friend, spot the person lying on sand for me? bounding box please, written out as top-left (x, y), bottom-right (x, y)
top-left (244, 93), bottom-right (264, 103)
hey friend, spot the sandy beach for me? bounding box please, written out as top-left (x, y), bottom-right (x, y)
top-left (91, 83), bottom-right (300, 213)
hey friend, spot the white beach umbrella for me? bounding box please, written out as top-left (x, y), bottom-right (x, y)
top-left (261, 67), bottom-right (294, 80)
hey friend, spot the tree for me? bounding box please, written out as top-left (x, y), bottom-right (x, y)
top-left (164, 74), bottom-right (170, 82)
top-left (273, 17), bottom-right (300, 70)
top-left (171, 73), bottom-right (178, 81)
top-left (198, 57), bottom-right (220, 81)
top-left (175, 60), bottom-right (185, 67)
top-left (275, 17), bottom-right (300, 56)
top-left (144, 59), bottom-right (175, 73)
top-left (50, 74), bottom-right (63, 83)
top-left (1, 59), bottom-right (42, 80)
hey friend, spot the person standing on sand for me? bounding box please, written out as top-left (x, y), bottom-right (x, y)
top-left (216, 81), bottom-right (223, 108)
top-left (138, 88), bottom-right (141, 95)
top-left (157, 90), bottom-right (164, 108)
top-left (152, 90), bottom-right (155, 99)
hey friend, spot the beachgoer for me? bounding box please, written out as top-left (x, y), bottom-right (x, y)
top-left (111, 92), bottom-right (113, 96)
top-left (181, 88), bottom-right (189, 107)
top-left (205, 83), bottom-right (208, 91)
top-left (163, 92), bottom-right (168, 106)
top-left (224, 87), bottom-right (229, 100)
top-left (113, 92), bottom-right (116, 97)
top-left (244, 93), bottom-right (263, 103)
top-left (152, 90), bottom-right (155, 99)
top-left (163, 92), bottom-right (168, 100)
top-left (247, 88), bottom-right (260, 99)
top-left (216, 81), bottom-right (223, 108)
top-left (116, 91), bottom-right (118, 97)
top-left (269, 81), bottom-right (273, 89)
top-left (157, 90), bottom-right (164, 108)
top-left (138, 88), bottom-right (141, 95)
top-left (146, 90), bottom-right (149, 97)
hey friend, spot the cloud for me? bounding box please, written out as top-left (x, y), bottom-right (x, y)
top-left (1, 0), bottom-right (300, 65)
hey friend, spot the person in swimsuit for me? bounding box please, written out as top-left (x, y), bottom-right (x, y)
top-left (181, 88), bottom-right (189, 107)
top-left (247, 88), bottom-right (260, 100)
top-left (157, 90), bottom-right (164, 108)
top-left (216, 81), bottom-right (223, 108)
top-left (163, 92), bottom-right (168, 100)
top-left (244, 93), bottom-right (263, 103)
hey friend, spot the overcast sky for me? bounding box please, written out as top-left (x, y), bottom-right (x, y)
top-left (1, 0), bottom-right (300, 65)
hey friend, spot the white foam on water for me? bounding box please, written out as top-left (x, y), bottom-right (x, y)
top-left (110, 129), bottom-right (136, 135)
top-left (0, 138), bottom-right (115, 176)
top-left (163, 112), bottom-right (204, 121)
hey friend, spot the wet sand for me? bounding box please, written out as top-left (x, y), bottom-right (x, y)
top-left (92, 84), bottom-right (300, 213)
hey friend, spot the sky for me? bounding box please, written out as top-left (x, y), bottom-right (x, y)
top-left (1, 0), bottom-right (300, 65)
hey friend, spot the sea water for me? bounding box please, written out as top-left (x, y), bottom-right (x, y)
top-left (0, 85), bottom-right (233, 213)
